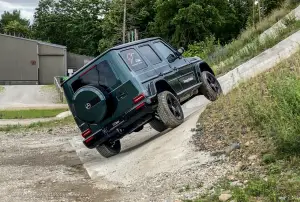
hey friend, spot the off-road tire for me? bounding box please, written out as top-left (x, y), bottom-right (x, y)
top-left (96, 140), bottom-right (121, 158)
top-left (149, 118), bottom-right (168, 132)
top-left (157, 91), bottom-right (184, 128)
top-left (200, 71), bottom-right (222, 101)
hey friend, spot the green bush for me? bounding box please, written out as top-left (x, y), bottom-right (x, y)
top-left (184, 2), bottom-right (300, 75)
top-left (184, 36), bottom-right (220, 60)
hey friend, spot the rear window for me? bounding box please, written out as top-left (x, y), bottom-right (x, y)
top-left (120, 48), bottom-right (147, 71)
top-left (72, 60), bottom-right (120, 93)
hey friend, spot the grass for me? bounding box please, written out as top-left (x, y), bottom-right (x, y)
top-left (184, 2), bottom-right (300, 75)
top-left (0, 116), bottom-right (75, 132)
top-left (191, 166), bottom-right (300, 202)
top-left (0, 109), bottom-right (68, 119)
top-left (191, 50), bottom-right (300, 201)
top-left (40, 85), bottom-right (56, 91)
top-left (215, 17), bottom-right (300, 75)
top-left (0, 86), bottom-right (4, 93)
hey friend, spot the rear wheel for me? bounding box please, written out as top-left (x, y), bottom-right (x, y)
top-left (200, 71), bottom-right (222, 101)
top-left (149, 118), bottom-right (168, 132)
top-left (96, 140), bottom-right (121, 158)
top-left (157, 91), bottom-right (184, 128)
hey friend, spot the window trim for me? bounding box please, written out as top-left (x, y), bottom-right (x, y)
top-left (137, 44), bottom-right (163, 66)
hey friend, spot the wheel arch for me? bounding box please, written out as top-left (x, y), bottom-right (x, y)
top-left (197, 62), bottom-right (215, 76)
top-left (154, 80), bottom-right (177, 96)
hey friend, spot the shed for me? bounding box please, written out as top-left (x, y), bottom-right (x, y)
top-left (0, 34), bottom-right (67, 85)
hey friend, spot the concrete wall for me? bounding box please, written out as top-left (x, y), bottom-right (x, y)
top-left (0, 34), bottom-right (38, 84)
top-left (38, 44), bottom-right (67, 84)
top-left (67, 52), bottom-right (93, 75)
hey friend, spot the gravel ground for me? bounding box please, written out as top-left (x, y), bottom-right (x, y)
top-left (0, 123), bottom-right (234, 202)
top-left (0, 126), bottom-right (120, 202)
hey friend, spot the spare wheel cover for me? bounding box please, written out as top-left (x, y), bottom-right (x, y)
top-left (72, 86), bottom-right (107, 124)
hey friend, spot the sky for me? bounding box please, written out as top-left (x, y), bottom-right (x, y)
top-left (0, 0), bottom-right (39, 23)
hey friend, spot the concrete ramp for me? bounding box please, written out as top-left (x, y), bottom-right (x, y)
top-left (70, 96), bottom-right (211, 186)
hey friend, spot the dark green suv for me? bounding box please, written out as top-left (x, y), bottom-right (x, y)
top-left (61, 37), bottom-right (222, 158)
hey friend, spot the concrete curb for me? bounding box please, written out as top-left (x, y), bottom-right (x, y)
top-left (219, 30), bottom-right (300, 95)
top-left (216, 5), bottom-right (300, 70)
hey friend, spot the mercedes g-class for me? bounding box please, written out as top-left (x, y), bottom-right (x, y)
top-left (61, 37), bottom-right (222, 158)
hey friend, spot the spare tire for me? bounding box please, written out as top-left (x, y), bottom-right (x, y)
top-left (72, 85), bottom-right (108, 124)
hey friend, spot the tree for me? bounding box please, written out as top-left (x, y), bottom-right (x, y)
top-left (99, 0), bottom-right (155, 53)
top-left (33, 0), bottom-right (109, 56)
top-left (150, 0), bottom-right (251, 47)
top-left (0, 10), bottom-right (31, 37)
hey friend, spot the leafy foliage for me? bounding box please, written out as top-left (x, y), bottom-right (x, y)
top-left (0, 0), bottom-right (290, 57)
top-left (0, 10), bottom-right (31, 37)
top-left (33, 0), bottom-right (109, 56)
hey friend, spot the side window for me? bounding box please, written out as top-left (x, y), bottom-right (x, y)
top-left (153, 41), bottom-right (175, 60)
top-left (138, 45), bottom-right (162, 65)
top-left (120, 48), bottom-right (147, 71)
top-left (72, 60), bottom-right (120, 93)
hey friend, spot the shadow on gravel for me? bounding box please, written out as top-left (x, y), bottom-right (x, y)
top-left (121, 129), bottom-right (171, 154)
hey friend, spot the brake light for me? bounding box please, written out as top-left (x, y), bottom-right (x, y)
top-left (80, 65), bottom-right (96, 77)
top-left (133, 93), bottom-right (145, 104)
top-left (85, 136), bottom-right (94, 144)
top-left (136, 102), bottom-right (145, 110)
top-left (82, 128), bottom-right (92, 138)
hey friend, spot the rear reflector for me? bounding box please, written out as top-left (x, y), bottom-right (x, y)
top-left (136, 102), bottom-right (145, 110)
top-left (85, 136), bottom-right (94, 144)
top-left (82, 128), bottom-right (92, 138)
top-left (80, 65), bottom-right (97, 77)
top-left (133, 94), bottom-right (145, 104)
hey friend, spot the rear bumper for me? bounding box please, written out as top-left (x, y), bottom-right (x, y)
top-left (82, 103), bottom-right (156, 149)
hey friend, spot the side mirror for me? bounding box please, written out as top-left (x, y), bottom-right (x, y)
top-left (177, 47), bottom-right (185, 55)
top-left (167, 54), bottom-right (177, 63)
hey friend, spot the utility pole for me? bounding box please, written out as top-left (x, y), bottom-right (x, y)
top-left (122, 0), bottom-right (127, 44)
top-left (253, 0), bottom-right (256, 28)
top-left (258, 0), bottom-right (261, 22)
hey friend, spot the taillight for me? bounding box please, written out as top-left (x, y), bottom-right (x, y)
top-left (82, 128), bottom-right (92, 138)
top-left (85, 136), bottom-right (94, 144)
top-left (133, 93), bottom-right (145, 104)
top-left (136, 102), bottom-right (145, 110)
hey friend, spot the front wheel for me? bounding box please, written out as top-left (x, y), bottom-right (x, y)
top-left (199, 71), bottom-right (223, 101)
top-left (96, 140), bottom-right (121, 158)
top-left (157, 91), bottom-right (184, 128)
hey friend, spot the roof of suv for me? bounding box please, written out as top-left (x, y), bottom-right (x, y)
top-left (61, 37), bottom-right (162, 86)
top-left (111, 37), bottom-right (161, 50)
